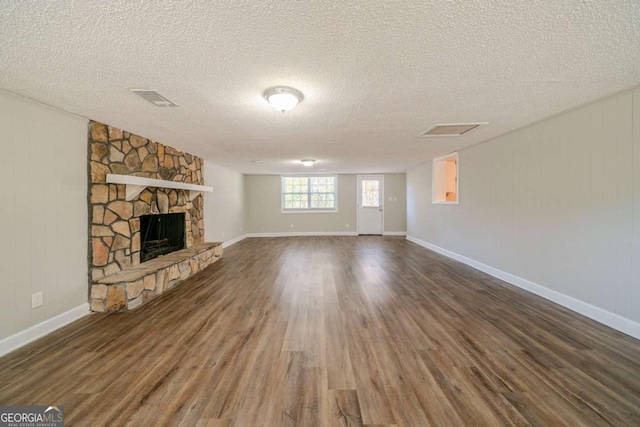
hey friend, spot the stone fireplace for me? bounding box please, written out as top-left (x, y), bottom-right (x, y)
top-left (87, 121), bottom-right (222, 312)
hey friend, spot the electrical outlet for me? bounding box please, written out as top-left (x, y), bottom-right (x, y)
top-left (346, 224), bottom-right (350, 228)
top-left (31, 292), bottom-right (43, 309)
top-left (290, 223), bottom-right (294, 228)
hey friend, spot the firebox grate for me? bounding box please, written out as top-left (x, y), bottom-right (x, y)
top-left (140, 213), bottom-right (185, 262)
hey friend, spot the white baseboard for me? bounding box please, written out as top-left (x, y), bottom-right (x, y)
top-left (383, 231), bottom-right (407, 236)
top-left (222, 234), bottom-right (248, 248)
top-left (246, 232), bottom-right (406, 238)
top-left (0, 303), bottom-right (90, 357)
top-left (247, 231), bottom-right (359, 237)
top-left (406, 235), bottom-right (640, 340)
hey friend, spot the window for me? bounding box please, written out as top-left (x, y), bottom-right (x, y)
top-left (282, 175), bottom-right (337, 212)
top-left (432, 152), bottom-right (458, 204)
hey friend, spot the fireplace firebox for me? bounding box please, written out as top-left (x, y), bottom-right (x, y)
top-left (140, 213), bottom-right (185, 262)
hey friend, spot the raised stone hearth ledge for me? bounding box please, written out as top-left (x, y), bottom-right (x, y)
top-left (90, 242), bottom-right (223, 313)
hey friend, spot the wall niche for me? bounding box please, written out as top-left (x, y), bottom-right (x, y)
top-left (432, 152), bottom-right (458, 204)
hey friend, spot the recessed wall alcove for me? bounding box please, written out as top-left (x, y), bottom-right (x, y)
top-left (432, 152), bottom-right (458, 204)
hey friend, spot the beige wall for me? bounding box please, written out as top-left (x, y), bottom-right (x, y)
top-left (246, 173), bottom-right (406, 234)
top-left (246, 174), bottom-right (357, 233)
top-left (383, 173), bottom-right (407, 233)
top-left (203, 161), bottom-right (246, 244)
top-left (407, 87), bottom-right (640, 330)
top-left (0, 91), bottom-right (88, 341)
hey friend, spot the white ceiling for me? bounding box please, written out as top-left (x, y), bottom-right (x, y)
top-left (1, 1), bottom-right (639, 174)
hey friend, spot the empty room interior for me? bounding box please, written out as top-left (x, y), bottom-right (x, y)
top-left (1, 1), bottom-right (640, 425)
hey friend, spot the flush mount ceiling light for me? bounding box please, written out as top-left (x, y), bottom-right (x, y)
top-left (264, 87), bottom-right (304, 113)
top-left (301, 159), bottom-right (316, 167)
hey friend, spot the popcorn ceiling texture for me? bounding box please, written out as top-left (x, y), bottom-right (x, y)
top-left (88, 121), bottom-right (205, 285)
top-left (1, 1), bottom-right (640, 173)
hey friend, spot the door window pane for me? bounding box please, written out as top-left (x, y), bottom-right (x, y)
top-left (361, 180), bottom-right (380, 207)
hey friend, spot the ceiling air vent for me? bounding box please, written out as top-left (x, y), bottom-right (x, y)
top-left (418, 122), bottom-right (487, 138)
top-left (129, 89), bottom-right (178, 107)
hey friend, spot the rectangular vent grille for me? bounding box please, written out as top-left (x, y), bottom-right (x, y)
top-left (129, 89), bottom-right (178, 107)
top-left (418, 123), bottom-right (486, 138)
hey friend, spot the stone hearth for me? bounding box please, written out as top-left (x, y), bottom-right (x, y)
top-left (90, 243), bottom-right (223, 312)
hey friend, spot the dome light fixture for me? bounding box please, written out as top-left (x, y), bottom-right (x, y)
top-left (264, 87), bottom-right (304, 113)
top-left (301, 159), bottom-right (316, 167)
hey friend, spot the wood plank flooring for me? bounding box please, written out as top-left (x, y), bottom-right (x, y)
top-left (1, 236), bottom-right (640, 426)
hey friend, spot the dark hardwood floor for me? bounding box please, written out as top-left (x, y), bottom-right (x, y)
top-left (1, 236), bottom-right (640, 426)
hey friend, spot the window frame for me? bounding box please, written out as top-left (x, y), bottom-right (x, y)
top-left (281, 174), bottom-right (339, 213)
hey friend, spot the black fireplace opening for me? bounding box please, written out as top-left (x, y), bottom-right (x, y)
top-left (140, 213), bottom-right (185, 262)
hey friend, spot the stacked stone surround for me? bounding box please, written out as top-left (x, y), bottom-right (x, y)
top-left (88, 120), bottom-right (215, 312)
top-left (90, 243), bottom-right (222, 312)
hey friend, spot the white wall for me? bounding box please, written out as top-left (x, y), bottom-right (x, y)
top-left (246, 173), bottom-right (406, 235)
top-left (0, 91), bottom-right (88, 342)
top-left (407, 87), bottom-right (640, 336)
top-left (203, 161), bottom-right (246, 245)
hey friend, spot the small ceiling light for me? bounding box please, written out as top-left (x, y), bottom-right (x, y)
top-left (264, 87), bottom-right (304, 113)
top-left (251, 160), bottom-right (264, 164)
top-left (301, 159), bottom-right (316, 167)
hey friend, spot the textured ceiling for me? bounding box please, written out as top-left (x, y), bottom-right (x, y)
top-left (1, 1), bottom-right (639, 174)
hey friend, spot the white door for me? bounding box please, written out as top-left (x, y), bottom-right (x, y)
top-left (357, 175), bottom-right (383, 235)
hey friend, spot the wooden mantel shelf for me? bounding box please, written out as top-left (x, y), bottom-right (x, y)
top-left (106, 174), bottom-right (213, 201)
